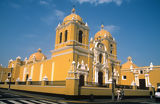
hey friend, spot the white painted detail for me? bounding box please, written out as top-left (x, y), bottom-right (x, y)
top-left (39, 100), bottom-right (57, 104)
top-left (16, 77), bottom-right (20, 82)
top-left (20, 100), bottom-right (35, 104)
top-left (30, 100), bottom-right (46, 104)
top-left (122, 75), bottom-right (127, 80)
top-left (5, 78), bottom-right (9, 82)
top-left (105, 70), bottom-right (109, 84)
top-left (95, 70), bottom-right (98, 83)
top-left (23, 67), bottom-right (27, 81)
top-left (51, 62), bottom-right (55, 81)
top-left (9, 59), bottom-right (13, 63)
top-left (43, 75), bottom-right (48, 81)
top-left (85, 22), bottom-right (88, 26)
top-left (0, 101), bottom-right (7, 104)
top-left (39, 64), bottom-right (43, 81)
top-left (31, 65), bottom-right (34, 79)
top-left (16, 56), bottom-right (21, 60)
top-left (8, 100), bottom-right (21, 104)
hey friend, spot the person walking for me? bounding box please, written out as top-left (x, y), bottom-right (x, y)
top-left (116, 88), bottom-right (120, 100)
top-left (150, 91), bottom-right (153, 99)
top-left (120, 88), bottom-right (124, 100)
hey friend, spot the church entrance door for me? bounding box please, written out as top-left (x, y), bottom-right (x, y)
top-left (79, 75), bottom-right (84, 87)
top-left (98, 71), bottom-right (103, 86)
top-left (139, 79), bottom-right (146, 89)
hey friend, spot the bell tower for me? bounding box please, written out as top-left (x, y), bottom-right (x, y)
top-left (54, 8), bottom-right (89, 50)
top-left (51, 8), bottom-right (90, 80)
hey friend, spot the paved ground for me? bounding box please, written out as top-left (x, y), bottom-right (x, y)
top-left (0, 88), bottom-right (160, 104)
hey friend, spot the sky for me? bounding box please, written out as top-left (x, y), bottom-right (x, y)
top-left (0, 0), bottom-right (160, 67)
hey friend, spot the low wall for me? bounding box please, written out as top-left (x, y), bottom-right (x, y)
top-left (0, 80), bottom-right (150, 97)
top-left (0, 84), bottom-right (66, 95)
top-left (81, 87), bottom-right (150, 96)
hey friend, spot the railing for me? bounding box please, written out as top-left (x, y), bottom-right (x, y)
top-left (18, 81), bottom-right (26, 85)
top-left (30, 81), bottom-right (41, 85)
top-left (45, 81), bottom-right (66, 86)
top-left (84, 82), bottom-right (109, 88)
top-left (7, 82), bottom-right (15, 85)
top-left (0, 82), bottom-right (5, 84)
top-left (137, 86), bottom-right (149, 90)
top-left (115, 85), bottom-right (133, 89)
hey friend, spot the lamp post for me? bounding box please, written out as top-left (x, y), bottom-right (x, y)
top-left (111, 62), bottom-right (115, 101)
top-left (8, 66), bottom-right (13, 90)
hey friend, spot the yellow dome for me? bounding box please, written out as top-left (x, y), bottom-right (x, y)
top-left (121, 56), bottom-right (138, 69)
top-left (63, 8), bottom-right (83, 22)
top-left (29, 48), bottom-right (47, 61)
top-left (94, 24), bottom-right (112, 39)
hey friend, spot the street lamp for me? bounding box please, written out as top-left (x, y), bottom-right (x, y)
top-left (8, 66), bottom-right (13, 90)
top-left (111, 62), bottom-right (115, 101)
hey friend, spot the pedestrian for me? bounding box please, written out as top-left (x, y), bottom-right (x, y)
top-left (120, 88), bottom-right (124, 100)
top-left (150, 91), bottom-right (153, 99)
top-left (116, 88), bottom-right (120, 100)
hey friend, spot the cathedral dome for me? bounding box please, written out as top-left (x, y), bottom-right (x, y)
top-left (94, 24), bottom-right (112, 39)
top-left (29, 48), bottom-right (47, 62)
top-left (121, 56), bottom-right (138, 69)
top-left (63, 8), bottom-right (83, 22)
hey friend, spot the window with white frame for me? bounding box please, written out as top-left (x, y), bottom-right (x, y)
top-left (122, 75), bottom-right (127, 80)
top-left (140, 70), bottom-right (143, 74)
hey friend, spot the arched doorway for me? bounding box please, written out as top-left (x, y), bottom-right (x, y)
top-left (25, 74), bottom-right (29, 81)
top-left (98, 71), bottom-right (103, 86)
top-left (79, 75), bottom-right (84, 87)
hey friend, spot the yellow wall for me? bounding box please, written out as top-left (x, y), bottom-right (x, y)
top-left (149, 69), bottom-right (160, 90)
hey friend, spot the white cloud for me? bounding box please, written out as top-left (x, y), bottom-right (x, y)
top-left (55, 10), bottom-right (65, 20)
top-left (39, 0), bottom-right (49, 5)
top-left (41, 9), bottom-right (65, 25)
top-left (113, 0), bottom-right (123, 6)
top-left (73, 0), bottom-right (124, 6)
top-left (103, 25), bottom-right (120, 33)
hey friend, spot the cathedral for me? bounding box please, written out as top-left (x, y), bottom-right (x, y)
top-left (0, 8), bottom-right (160, 94)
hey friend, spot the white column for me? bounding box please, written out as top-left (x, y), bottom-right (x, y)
top-left (23, 67), bottom-right (26, 81)
top-left (95, 69), bottom-right (98, 83)
top-left (145, 74), bottom-right (148, 87)
top-left (105, 69), bottom-right (108, 84)
top-left (51, 62), bottom-right (54, 81)
top-left (31, 65), bottom-right (34, 79)
top-left (39, 64), bottom-right (43, 81)
top-left (135, 75), bottom-right (139, 86)
top-left (85, 74), bottom-right (88, 85)
top-left (148, 74), bottom-right (151, 87)
top-left (103, 53), bottom-right (105, 64)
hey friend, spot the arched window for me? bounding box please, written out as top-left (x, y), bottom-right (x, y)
top-left (99, 54), bottom-right (103, 63)
top-left (78, 30), bottom-right (83, 43)
top-left (65, 30), bottom-right (68, 42)
top-left (110, 44), bottom-right (113, 54)
top-left (59, 32), bottom-right (62, 43)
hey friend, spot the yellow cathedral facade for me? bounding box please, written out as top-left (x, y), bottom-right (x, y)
top-left (0, 8), bottom-right (160, 94)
